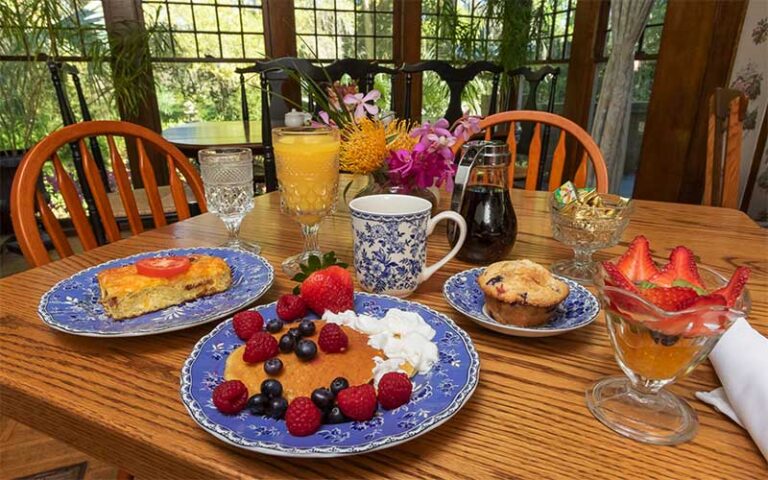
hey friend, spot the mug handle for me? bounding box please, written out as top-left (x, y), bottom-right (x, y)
top-left (418, 211), bottom-right (467, 284)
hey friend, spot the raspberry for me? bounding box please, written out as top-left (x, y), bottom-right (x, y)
top-left (243, 332), bottom-right (279, 364)
top-left (285, 397), bottom-right (322, 436)
top-left (336, 384), bottom-right (377, 421)
top-left (318, 323), bottom-right (348, 353)
top-left (276, 294), bottom-right (308, 322)
top-left (212, 380), bottom-right (249, 414)
top-left (232, 310), bottom-right (264, 341)
top-left (377, 372), bottom-right (412, 410)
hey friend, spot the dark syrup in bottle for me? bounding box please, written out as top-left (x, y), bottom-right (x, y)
top-left (448, 184), bottom-right (517, 263)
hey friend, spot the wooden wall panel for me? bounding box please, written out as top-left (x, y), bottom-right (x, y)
top-left (560, 0), bottom-right (607, 180)
top-left (102, 0), bottom-right (166, 186)
top-left (634, 0), bottom-right (748, 202)
top-left (393, 0), bottom-right (421, 119)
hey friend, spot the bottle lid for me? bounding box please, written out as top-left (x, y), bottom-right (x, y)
top-left (461, 140), bottom-right (510, 166)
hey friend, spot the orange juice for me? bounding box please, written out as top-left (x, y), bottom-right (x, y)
top-left (274, 129), bottom-right (340, 225)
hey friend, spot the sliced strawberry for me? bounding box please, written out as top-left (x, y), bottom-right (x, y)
top-left (678, 294), bottom-right (729, 337)
top-left (615, 235), bottom-right (660, 282)
top-left (641, 287), bottom-right (699, 311)
top-left (602, 261), bottom-right (639, 292)
top-left (711, 266), bottom-right (750, 307)
top-left (649, 246), bottom-right (704, 289)
top-left (654, 294), bottom-right (729, 337)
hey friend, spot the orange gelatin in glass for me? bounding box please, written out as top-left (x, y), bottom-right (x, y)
top-left (608, 315), bottom-right (715, 381)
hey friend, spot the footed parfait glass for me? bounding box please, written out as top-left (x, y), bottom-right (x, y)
top-left (588, 264), bottom-right (750, 445)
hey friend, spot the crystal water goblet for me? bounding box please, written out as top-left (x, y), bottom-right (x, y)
top-left (199, 148), bottom-right (260, 253)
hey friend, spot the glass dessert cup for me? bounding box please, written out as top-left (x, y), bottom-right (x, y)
top-left (550, 195), bottom-right (633, 285)
top-left (587, 265), bottom-right (750, 445)
top-left (273, 126), bottom-right (340, 276)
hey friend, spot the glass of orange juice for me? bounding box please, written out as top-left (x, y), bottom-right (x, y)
top-left (273, 126), bottom-right (340, 275)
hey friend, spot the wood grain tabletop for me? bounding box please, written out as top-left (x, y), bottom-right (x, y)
top-left (1, 189), bottom-right (766, 479)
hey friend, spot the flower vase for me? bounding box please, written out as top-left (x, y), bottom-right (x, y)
top-left (349, 173), bottom-right (438, 215)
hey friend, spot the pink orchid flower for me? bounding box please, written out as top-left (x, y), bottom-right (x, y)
top-left (453, 114), bottom-right (482, 141)
top-left (311, 111), bottom-right (337, 128)
top-left (343, 90), bottom-right (381, 119)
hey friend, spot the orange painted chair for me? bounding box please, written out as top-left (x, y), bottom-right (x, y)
top-left (703, 88), bottom-right (748, 209)
top-left (451, 111), bottom-right (609, 193)
top-left (11, 120), bottom-right (207, 267)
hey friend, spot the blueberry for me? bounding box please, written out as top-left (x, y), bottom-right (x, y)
top-left (298, 319), bottom-right (316, 337)
top-left (311, 387), bottom-right (334, 410)
top-left (265, 318), bottom-right (284, 333)
top-left (264, 358), bottom-right (283, 375)
top-left (330, 377), bottom-right (349, 396)
top-left (325, 406), bottom-right (347, 424)
top-left (295, 339), bottom-right (317, 361)
top-left (288, 327), bottom-right (303, 339)
top-left (278, 334), bottom-right (295, 353)
top-left (651, 331), bottom-right (680, 346)
top-left (267, 397), bottom-right (288, 419)
top-left (260, 379), bottom-right (283, 398)
top-left (246, 394), bottom-right (268, 415)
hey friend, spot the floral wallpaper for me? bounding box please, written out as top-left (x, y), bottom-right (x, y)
top-left (731, 1), bottom-right (768, 224)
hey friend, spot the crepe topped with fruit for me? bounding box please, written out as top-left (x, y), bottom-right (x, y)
top-left (216, 253), bottom-right (438, 436)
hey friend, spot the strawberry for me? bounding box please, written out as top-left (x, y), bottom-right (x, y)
top-left (602, 261), bottom-right (639, 292)
top-left (677, 294), bottom-right (729, 337)
top-left (649, 246), bottom-right (704, 289)
top-left (615, 235), bottom-right (660, 282)
top-left (711, 266), bottom-right (750, 307)
top-left (641, 287), bottom-right (699, 311)
top-left (300, 265), bottom-right (354, 315)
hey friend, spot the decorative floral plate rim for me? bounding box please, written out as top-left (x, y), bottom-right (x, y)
top-left (179, 292), bottom-right (480, 457)
top-left (38, 247), bottom-right (274, 337)
top-left (443, 267), bottom-right (600, 336)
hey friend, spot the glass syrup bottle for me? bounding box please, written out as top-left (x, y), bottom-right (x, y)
top-left (448, 140), bottom-right (517, 264)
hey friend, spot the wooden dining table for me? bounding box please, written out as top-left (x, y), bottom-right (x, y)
top-left (1, 188), bottom-right (766, 478)
top-left (162, 120), bottom-right (264, 159)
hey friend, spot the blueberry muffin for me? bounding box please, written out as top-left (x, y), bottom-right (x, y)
top-left (478, 260), bottom-right (570, 327)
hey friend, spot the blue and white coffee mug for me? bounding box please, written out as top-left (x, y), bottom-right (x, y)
top-left (349, 194), bottom-right (467, 297)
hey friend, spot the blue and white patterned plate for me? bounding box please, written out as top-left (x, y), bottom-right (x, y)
top-left (38, 247), bottom-right (274, 337)
top-left (443, 267), bottom-right (600, 337)
top-left (179, 293), bottom-right (480, 457)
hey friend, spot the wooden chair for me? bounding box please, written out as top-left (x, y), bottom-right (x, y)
top-left (451, 111), bottom-right (609, 193)
top-left (703, 88), bottom-right (748, 209)
top-left (504, 65), bottom-right (561, 163)
top-left (323, 58), bottom-right (397, 107)
top-left (11, 120), bottom-right (207, 267)
top-left (401, 61), bottom-right (503, 124)
top-left (48, 60), bottom-right (110, 242)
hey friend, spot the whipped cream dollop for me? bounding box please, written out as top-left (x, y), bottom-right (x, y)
top-left (322, 309), bottom-right (439, 385)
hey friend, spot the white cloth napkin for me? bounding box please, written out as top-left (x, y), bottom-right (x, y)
top-left (695, 318), bottom-right (768, 460)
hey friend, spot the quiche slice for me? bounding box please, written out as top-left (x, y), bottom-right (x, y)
top-left (97, 255), bottom-right (232, 320)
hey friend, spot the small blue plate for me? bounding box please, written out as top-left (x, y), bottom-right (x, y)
top-left (179, 293), bottom-right (480, 457)
top-left (443, 268), bottom-right (600, 337)
top-left (38, 247), bottom-right (274, 337)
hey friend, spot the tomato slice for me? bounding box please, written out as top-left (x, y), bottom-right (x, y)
top-left (136, 256), bottom-right (191, 278)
